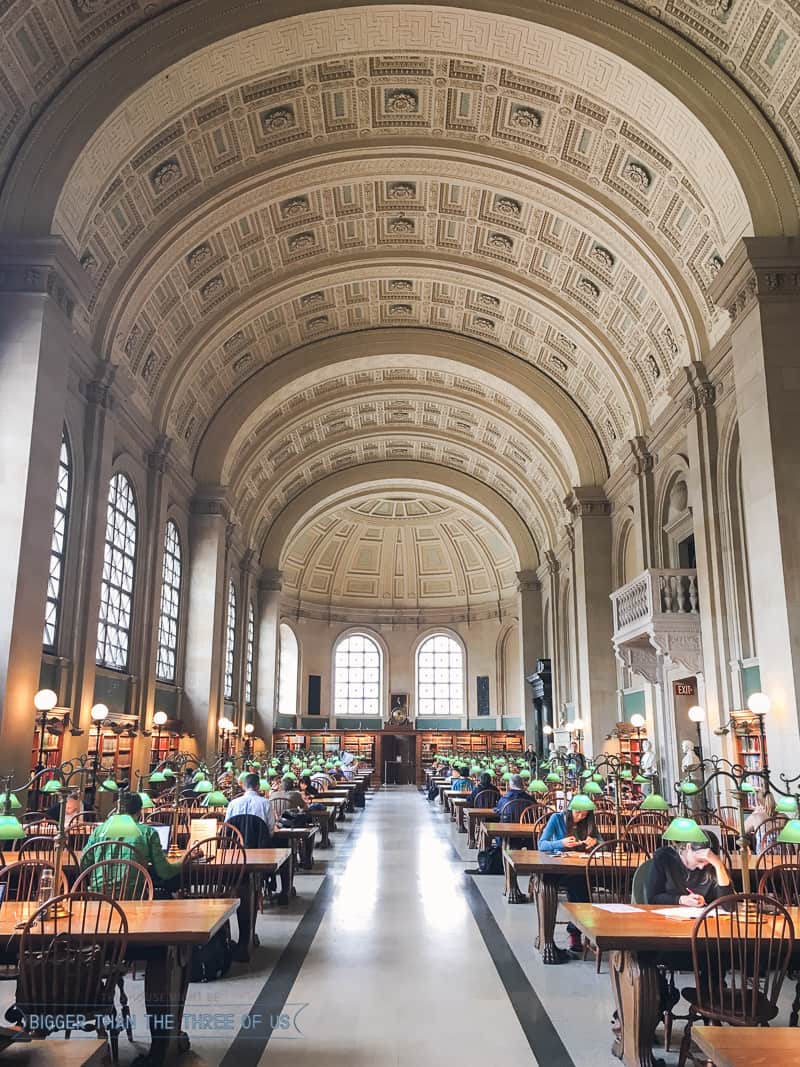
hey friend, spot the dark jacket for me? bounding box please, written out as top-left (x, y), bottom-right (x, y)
top-left (494, 789), bottom-right (533, 820)
top-left (646, 845), bottom-right (727, 906)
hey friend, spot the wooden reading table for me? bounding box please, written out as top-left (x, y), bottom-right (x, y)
top-left (564, 902), bottom-right (800, 1067)
top-left (692, 1024), bottom-right (800, 1067)
top-left (0, 898), bottom-right (238, 1067)
top-left (463, 808), bottom-right (496, 848)
top-left (449, 795), bottom-right (469, 826)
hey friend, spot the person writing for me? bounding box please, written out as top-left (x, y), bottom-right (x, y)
top-left (646, 838), bottom-right (732, 906)
top-left (539, 797), bottom-right (602, 955)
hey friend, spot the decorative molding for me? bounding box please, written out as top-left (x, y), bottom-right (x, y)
top-left (709, 237), bottom-right (800, 327)
top-left (544, 549), bottom-right (561, 577)
top-left (682, 362), bottom-right (718, 413)
top-left (191, 487), bottom-right (230, 520)
top-left (259, 569), bottom-right (284, 594)
top-left (0, 238), bottom-right (89, 322)
top-left (564, 486), bottom-right (612, 518)
top-left (516, 570), bottom-right (542, 595)
top-left (628, 435), bottom-right (654, 477)
top-left (146, 434), bottom-right (172, 474)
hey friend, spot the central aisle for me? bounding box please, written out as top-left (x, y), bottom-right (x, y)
top-left (259, 788), bottom-right (540, 1066)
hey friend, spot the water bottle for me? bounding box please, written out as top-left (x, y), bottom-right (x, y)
top-left (36, 868), bottom-right (54, 908)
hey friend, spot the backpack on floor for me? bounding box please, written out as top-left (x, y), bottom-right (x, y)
top-left (476, 844), bottom-right (504, 875)
top-left (189, 921), bottom-right (233, 982)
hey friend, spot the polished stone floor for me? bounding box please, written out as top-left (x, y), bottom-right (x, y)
top-left (10, 786), bottom-right (786, 1066)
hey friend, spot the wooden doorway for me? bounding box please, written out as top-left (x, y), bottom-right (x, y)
top-left (379, 733), bottom-right (416, 784)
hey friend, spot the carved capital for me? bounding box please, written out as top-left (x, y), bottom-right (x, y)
top-left (516, 569), bottom-right (541, 594)
top-left (240, 548), bottom-right (259, 576)
top-left (543, 549), bottom-right (560, 577)
top-left (564, 486), bottom-right (611, 518)
top-left (259, 569), bottom-right (284, 593)
top-left (191, 487), bottom-right (230, 520)
top-left (147, 434), bottom-right (172, 474)
top-left (681, 363), bottom-right (718, 414)
top-left (628, 436), bottom-right (654, 477)
top-left (709, 237), bottom-right (800, 327)
top-left (0, 238), bottom-right (89, 323)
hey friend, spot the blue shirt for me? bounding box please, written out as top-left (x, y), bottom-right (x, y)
top-left (539, 812), bottom-right (603, 852)
top-left (225, 789), bottom-right (275, 833)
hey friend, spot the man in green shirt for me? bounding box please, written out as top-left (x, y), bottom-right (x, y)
top-left (83, 793), bottom-right (182, 894)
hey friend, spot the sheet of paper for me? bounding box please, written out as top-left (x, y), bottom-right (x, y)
top-left (593, 903), bottom-right (641, 913)
top-left (652, 907), bottom-right (704, 919)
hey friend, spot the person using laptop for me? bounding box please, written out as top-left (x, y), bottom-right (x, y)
top-left (83, 793), bottom-right (182, 894)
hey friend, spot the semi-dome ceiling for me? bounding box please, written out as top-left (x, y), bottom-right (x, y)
top-left (281, 493), bottom-right (519, 621)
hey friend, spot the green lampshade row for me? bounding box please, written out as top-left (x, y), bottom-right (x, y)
top-left (545, 772), bottom-right (561, 783)
top-left (137, 791), bottom-right (154, 808)
top-left (641, 793), bottom-right (670, 811)
top-left (568, 794), bottom-right (596, 812)
top-left (584, 781), bottom-right (603, 795)
top-left (202, 791), bottom-right (229, 807)
top-left (775, 796), bottom-right (799, 815)
top-left (100, 778), bottom-right (119, 792)
top-left (194, 779), bottom-right (213, 794)
top-left (0, 792), bottom-right (21, 810)
top-left (0, 815), bottom-right (25, 840)
top-left (42, 779), bottom-right (62, 794)
top-left (679, 781), bottom-right (699, 795)
top-left (777, 819), bottom-right (800, 844)
top-left (529, 779), bottom-right (548, 794)
top-left (663, 817), bottom-right (708, 844)
top-left (104, 813), bottom-right (140, 838)
top-left (162, 768), bottom-right (176, 778)
top-left (149, 771), bottom-right (166, 784)
top-left (633, 774), bottom-right (649, 785)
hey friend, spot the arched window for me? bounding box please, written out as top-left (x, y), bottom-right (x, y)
top-left (245, 602), bottom-right (255, 705)
top-left (334, 632), bottom-right (382, 717)
top-left (96, 473), bottom-right (138, 670)
top-left (223, 580), bottom-right (237, 700)
top-left (43, 430), bottom-right (71, 650)
top-left (156, 520), bottom-right (182, 682)
top-left (416, 632), bottom-right (464, 716)
top-left (278, 623), bottom-right (299, 716)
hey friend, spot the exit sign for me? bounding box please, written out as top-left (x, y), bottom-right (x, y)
top-left (674, 682), bottom-right (696, 696)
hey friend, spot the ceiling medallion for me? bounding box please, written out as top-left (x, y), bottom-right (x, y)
top-left (487, 232), bottom-right (514, 251)
top-left (150, 159), bottom-right (182, 191)
top-left (223, 330), bottom-right (245, 351)
top-left (646, 354), bottom-right (662, 381)
top-left (123, 326), bottom-right (140, 357)
top-left (307, 316), bottom-right (329, 330)
top-left (577, 277), bottom-right (600, 300)
top-left (389, 279), bottom-right (413, 292)
top-left (261, 106), bottom-right (295, 132)
top-left (73, 0), bottom-right (106, 13)
top-left (590, 245), bottom-right (615, 270)
top-left (478, 293), bottom-right (500, 308)
top-left (387, 182), bottom-right (416, 200)
top-left (186, 242), bottom-right (213, 270)
top-left (663, 326), bottom-right (679, 356)
top-left (385, 89), bottom-right (419, 113)
top-left (511, 105), bottom-right (542, 130)
top-left (709, 254), bottom-right (724, 275)
top-left (388, 217), bottom-right (415, 234)
top-left (79, 250), bottom-right (97, 273)
top-left (389, 304), bottom-right (413, 315)
top-left (622, 160), bottom-right (651, 190)
top-left (301, 291), bottom-right (325, 307)
top-left (282, 196), bottom-right (309, 218)
top-left (200, 275), bottom-right (225, 299)
top-left (474, 316), bottom-right (495, 330)
top-left (551, 354), bottom-right (568, 373)
top-left (558, 333), bottom-right (577, 353)
top-left (494, 196), bottom-right (522, 217)
top-left (141, 352), bottom-right (156, 383)
top-left (233, 353), bottom-right (253, 373)
top-left (289, 231), bottom-right (316, 251)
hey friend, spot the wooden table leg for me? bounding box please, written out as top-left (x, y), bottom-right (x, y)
top-left (504, 852), bottom-right (526, 904)
top-left (532, 873), bottom-right (569, 964)
top-left (142, 944), bottom-right (192, 1067)
top-left (317, 815), bottom-right (331, 848)
top-left (458, 807), bottom-right (467, 833)
top-left (286, 852), bottom-right (296, 898)
top-left (234, 876), bottom-right (256, 960)
top-left (609, 950), bottom-right (664, 1067)
top-left (467, 816), bottom-right (476, 849)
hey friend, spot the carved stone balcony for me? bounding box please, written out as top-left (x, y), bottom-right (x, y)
top-left (610, 569), bottom-right (702, 684)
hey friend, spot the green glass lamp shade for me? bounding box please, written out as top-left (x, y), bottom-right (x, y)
top-left (251, 761), bottom-right (261, 770)
top-left (149, 770), bottom-right (166, 784)
top-left (584, 781), bottom-right (603, 795)
top-left (530, 779), bottom-right (548, 794)
top-left (568, 794), bottom-right (596, 812)
top-left (641, 793), bottom-right (669, 811)
top-left (104, 813), bottom-right (140, 838)
top-left (520, 769), bottom-right (531, 779)
top-left (192, 770), bottom-right (205, 783)
top-left (224, 761), bottom-right (234, 771)
top-left (620, 769), bottom-right (633, 780)
top-left (259, 778), bottom-right (271, 791)
top-left (284, 772), bottom-right (297, 782)
top-left (740, 782), bottom-right (756, 794)
top-left (162, 767), bottom-right (175, 779)
top-left (679, 781), bottom-right (699, 795)
top-left (282, 764), bottom-right (291, 773)
top-left (470, 765), bottom-right (482, 776)
top-left (202, 790), bottom-right (229, 807)
top-left (581, 769), bottom-right (592, 779)
top-left (592, 773), bottom-right (604, 783)
top-left (663, 817), bottom-right (708, 844)
top-left (501, 771), bottom-right (512, 782)
top-left (545, 771), bottom-right (561, 783)
top-left (776, 796), bottom-right (798, 816)
top-left (778, 819), bottom-right (800, 844)
top-left (100, 778), bottom-right (119, 792)
top-left (634, 774), bottom-right (649, 785)
top-left (42, 779), bottom-right (62, 794)
top-left (194, 778), bottom-right (213, 794)
top-left (136, 791), bottom-right (154, 809)
top-left (0, 814), bottom-right (25, 840)
top-left (0, 792), bottom-right (21, 810)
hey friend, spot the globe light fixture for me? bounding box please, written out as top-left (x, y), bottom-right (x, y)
top-left (34, 689), bottom-right (58, 712)
top-left (153, 711), bottom-right (168, 727)
top-left (90, 703), bottom-right (109, 722)
top-left (630, 713), bottom-right (645, 729)
top-left (747, 692), bottom-right (770, 716)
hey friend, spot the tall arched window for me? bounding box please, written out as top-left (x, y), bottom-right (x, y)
top-left (156, 520), bottom-right (182, 682)
top-left (416, 632), bottom-right (464, 716)
top-left (334, 632), bottom-right (382, 717)
top-left (43, 430), bottom-right (71, 650)
top-left (223, 580), bottom-right (237, 700)
top-left (277, 623), bottom-right (299, 716)
top-left (245, 602), bottom-right (255, 705)
top-left (96, 473), bottom-right (138, 670)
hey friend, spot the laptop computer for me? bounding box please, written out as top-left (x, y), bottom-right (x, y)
top-left (154, 824), bottom-right (171, 852)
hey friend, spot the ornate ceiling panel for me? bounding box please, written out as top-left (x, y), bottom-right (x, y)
top-left (281, 493), bottom-right (518, 615)
top-left (0, 1), bottom-right (795, 218)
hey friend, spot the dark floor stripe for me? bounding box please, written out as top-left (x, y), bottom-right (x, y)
top-left (219, 802), bottom-right (370, 1067)
top-left (428, 800), bottom-right (577, 1067)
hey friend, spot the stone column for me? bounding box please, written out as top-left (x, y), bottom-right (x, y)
top-left (0, 238), bottom-right (88, 783)
top-left (710, 238), bottom-right (800, 780)
top-left (565, 487), bottom-right (616, 756)
top-left (256, 570), bottom-right (283, 746)
top-left (541, 550), bottom-right (561, 719)
top-left (237, 550), bottom-right (259, 729)
top-left (516, 570), bottom-right (543, 743)
top-left (183, 491), bottom-right (229, 758)
top-left (629, 436), bottom-right (656, 569)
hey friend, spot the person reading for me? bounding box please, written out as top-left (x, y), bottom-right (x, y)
top-left (539, 799), bottom-right (602, 955)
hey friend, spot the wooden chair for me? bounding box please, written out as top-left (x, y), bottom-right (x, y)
top-left (73, 860), bottom-right (152, 1040)
top-left (753, 816), bottom-right (787, 854)
top-left (0, 859), bottom-right (69, 903)
top-left (471, 787), bottom-right (500, 809)
top-left (583, 839), bottom-right (636, 972)
top-left (594, 810), bottom-right (622, 839)
top-left (15, 891), bottom-right (128, 1062)
top-left (17, 835), bottom-right (79, 868)
top-left (80, 840), bottom-right (138, 870)
top-left (757, 862), bottom-right (800, 1025)
top-left (66, 814), bottom-right (99, 851)
top-left (180, 836), bottom-right (245, 898)
top-left (269, 796), bottom-right (294, 820)
top-left (22, 815), bottom-right (58, 837)
top-left (625, 811), bottom-right (669, 855)
top-left (677, 894), bottom-right (795, 1067)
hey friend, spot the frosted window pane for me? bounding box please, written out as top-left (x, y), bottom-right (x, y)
top-left (332, 633), bottom-right (383, 715)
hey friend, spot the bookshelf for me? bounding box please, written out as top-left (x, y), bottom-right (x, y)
top-left (732, 711), bottom-right (767, 803)
top-left (98, 729), bottom-right (134, 784)
top-left (149, 733), bottom-right (179, 770)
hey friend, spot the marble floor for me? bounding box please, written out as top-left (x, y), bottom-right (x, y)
top-left (9, 787), bottom-right (792, 1066)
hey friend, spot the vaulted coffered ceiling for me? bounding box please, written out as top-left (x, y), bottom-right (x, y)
top-left (2, 0), bottom-right (795, 562)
